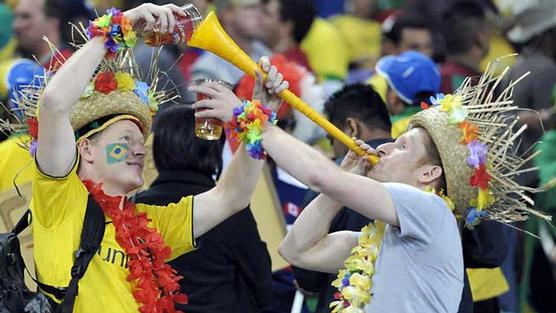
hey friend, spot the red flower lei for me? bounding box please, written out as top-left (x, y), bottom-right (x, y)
top-left (27, 117), bottom-right (39, 139)
top-left (82, 180), bottom-right (188, 313)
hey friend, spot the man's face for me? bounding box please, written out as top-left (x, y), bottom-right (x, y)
top-left (368, 128), bottom-right (430, 185)
top-left (231, 3), bottom-right (265, 40)
top-left (399, 28), bottom-right (433, 58)
top-left (85, 120), bottom-right (146, 194)
top-left (13, 0), bottom-right (49, 54)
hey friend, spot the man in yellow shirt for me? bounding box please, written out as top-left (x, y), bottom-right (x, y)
top-left (6, 3), bottom-right (287, 312)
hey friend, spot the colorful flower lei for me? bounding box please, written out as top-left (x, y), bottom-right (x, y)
top-left (330, 188), bottom-right (454, 313)
top-left (81, 71), bottom-right (158, 112)
top-left (429, 93), bottom-right (494, 228)
top-left (330, 222), bottom-right (385, 313)
top-left (87, 8), bottom-right (137, 57)
top-left (228, 100), bottom-right (277, 159)
top-left (83, 180), bottom-right (188, 313)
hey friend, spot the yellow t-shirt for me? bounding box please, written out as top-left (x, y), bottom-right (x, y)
top-left (329, 15), bottom-right (381, 68)
top-left (467, 267), bottom-right (509, 302)
top-left (300, 18), bottom-right (349, 81)
top-left (0, 135), bottom-right (34, 192)
top-left (31, 159), bottom-right (195, 313)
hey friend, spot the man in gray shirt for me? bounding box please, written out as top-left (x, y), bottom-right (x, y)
top-left (219, 59), bottom-right (544, 312)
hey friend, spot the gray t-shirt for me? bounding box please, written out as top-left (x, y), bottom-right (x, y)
top-left (365, 183), bottom-right (463, 313)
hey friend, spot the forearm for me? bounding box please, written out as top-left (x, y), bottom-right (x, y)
top-left (262, 125), bottom-right (340, 192)
top-left (40, 37), bottom-right (106, 115)
top-left (216, 144), bottom-right (264, 211)
top-left (37, 37), bottom-right (106, 176)
top-left (279, 193), bottom-right (343, 264)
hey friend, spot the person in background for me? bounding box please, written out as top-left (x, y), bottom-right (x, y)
top-left (440, 1), bottom-right (490, 94)
top-left (329, 0), bottom-right (382, 72)
top-left (0, 59), bottom-right (43, 192)
top-left (135, 105), bottom-right (272, 313)
top-left (261, 0), bottom-right (315, 71)
top-left (348, 13), bottom-right (434, 84)
top-left (373, 50), bottom-right (440, 138)
top-left (299, 15), bottom-right (349, 94)
top-left (190, 0), bottom-right (271, 85)
top-left (505, 2), bottom-right (556, 312)
top-left (293, 84), bottom-right (392, 313)
top-left (13, 0), bottom-right (74, 71)
top-left (380, 13), bottom-right (433, 59)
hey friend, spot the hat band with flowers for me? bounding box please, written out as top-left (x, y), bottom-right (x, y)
top-left (410, 56), bottom-right (552, 226)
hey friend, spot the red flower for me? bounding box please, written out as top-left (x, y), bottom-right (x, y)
top-left (469, 164), bottom-right (491, 190)
top-left (94, 72), bottom-right (117, 94)
top-left (420, 101), bottom-right (429, 110)
top-left (27, 117), bottom-right (39, 139)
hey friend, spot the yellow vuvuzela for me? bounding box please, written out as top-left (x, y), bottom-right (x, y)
top-left (187, 12), bottom-right (379, 165)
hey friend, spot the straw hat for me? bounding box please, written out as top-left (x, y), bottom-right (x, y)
top-left (409, 57), bottom-right (551, 225)
top-left (1, 34), bottom-right (174, 146)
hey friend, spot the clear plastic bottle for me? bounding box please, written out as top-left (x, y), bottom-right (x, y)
top-left (143, 4), bottom-right (202, 46)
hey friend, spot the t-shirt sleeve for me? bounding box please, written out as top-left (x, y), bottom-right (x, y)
top-left (31, 156), bottom-right (86, 229)
top-left (383, 182), bottom-right (449, 247)
top-left (138, 196), bottom-right (196, 260)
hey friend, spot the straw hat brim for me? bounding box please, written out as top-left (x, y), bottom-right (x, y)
top-left (69, 90), bottom-right (152, 137)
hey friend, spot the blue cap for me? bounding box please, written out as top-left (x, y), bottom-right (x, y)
top-left (3, 59), bottom-right (44, 119)
top-left (375, 51), bottom-right (440, 105)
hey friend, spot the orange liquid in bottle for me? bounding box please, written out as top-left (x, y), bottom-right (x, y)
top-left (144, 16), bottom-right (195, 46)
top-left (143, 4), bottom-right (201, 46)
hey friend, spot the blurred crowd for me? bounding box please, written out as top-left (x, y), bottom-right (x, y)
top-left (0, 0), bottom-right (555, 313)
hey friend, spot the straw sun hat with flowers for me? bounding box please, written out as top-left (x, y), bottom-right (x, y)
top-left (410, 57), bottom-right (551, 226)
top-left (0, 25), bottom-right (175, 152)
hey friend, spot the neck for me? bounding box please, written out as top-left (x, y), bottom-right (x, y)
top-left (78, 170), bottom-right (126, 197)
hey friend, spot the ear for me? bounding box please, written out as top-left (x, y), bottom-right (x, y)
top-left (416, 164), bottom-right (443, 185)
top-left (77, 139), bottom-right (95, 164)
top-left (345, 117), bottom-right (359, 138)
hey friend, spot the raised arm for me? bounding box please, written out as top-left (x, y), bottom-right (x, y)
top-left (37, 37), bottom-right (106, 176)
top-left (191, 58), bottom-right (288, 238)
top-left (37, 3), bottom-right (186, 176)
top-left (279, 193), bottom-right (358, 273)
top-left (262, 126), bottom-right (399, 226)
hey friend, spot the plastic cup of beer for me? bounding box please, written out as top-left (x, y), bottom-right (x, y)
top-left (191, 79), bottom-right (233, 140)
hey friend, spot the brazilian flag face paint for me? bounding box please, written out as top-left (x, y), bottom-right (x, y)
top-left (106, 143), bottom-right (129, 164)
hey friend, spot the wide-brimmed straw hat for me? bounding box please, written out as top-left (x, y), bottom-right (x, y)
top-left (409, 57), bottom-right (551, 225)
top-left (1, 28), bottom-right (174, 149)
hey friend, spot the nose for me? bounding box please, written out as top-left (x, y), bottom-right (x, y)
top-left (131, 141), bottom-right (146, 157)
top-left (376, 142), bottom-right (394, 157)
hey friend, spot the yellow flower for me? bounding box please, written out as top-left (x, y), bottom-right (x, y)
top-left (439, 94), bottom-right (462, 112)
top-left (477, 189), bottom-right (494, 210)
top-left (115, 72), bottom-right (135, 91)
top-left (341, 286), bottom-right (370, 303)
top-left (342, 306), bottom-right (365, 313)
top-left (332, 269), bottom-right (347, 288)
top-left (349, 273), bottom-right (371, 291)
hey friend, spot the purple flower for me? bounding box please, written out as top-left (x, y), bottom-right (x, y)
top-left (467, 140), bottom-right (488, 168)
top-left (107, 7), bottom-right (120, 16)
top-left (105, 38), bottom-right (117, 53)
top-left (29, 140), bottom-right (37, 157)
